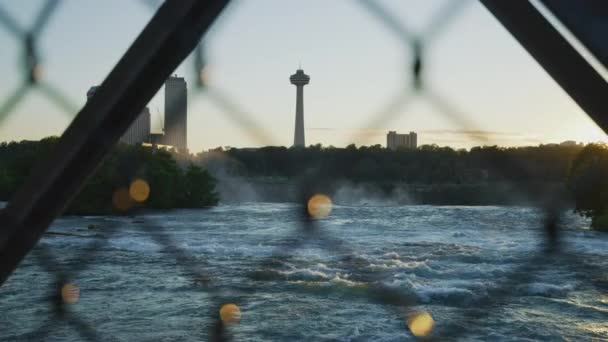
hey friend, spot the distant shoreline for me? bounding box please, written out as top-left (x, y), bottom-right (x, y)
top-left (215, 178), bottom-right (570, 207)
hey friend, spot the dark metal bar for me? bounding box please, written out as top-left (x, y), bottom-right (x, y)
top-left (0, 0), bottom-right (230, 285)
top-left (540, 0), bottom-right (608, 68)
top-left (479, 1), bottom-right (608, 132)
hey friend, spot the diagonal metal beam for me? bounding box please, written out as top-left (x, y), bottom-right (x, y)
top-left (539, 0), bottom-right (608, 69)
top-left (479, 0), bottom-right (608, 133)
top-left (0, 0), bottom-right (230, 285)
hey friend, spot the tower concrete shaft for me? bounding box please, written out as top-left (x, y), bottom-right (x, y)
top-left (290, 69), bottom-right (310, 147)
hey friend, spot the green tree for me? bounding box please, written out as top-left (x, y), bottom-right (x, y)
top-left (145, 149), bottom-right (184, 209)
top-left (0, 138), bottom-right (219, 214)
top-left (180, 164), bottom-right (219, 207)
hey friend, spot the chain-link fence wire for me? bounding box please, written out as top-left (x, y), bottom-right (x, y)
top-left (0, 0), bottom-right (606, 341)
top-left (141, 0), bottom-right (278, 146)
top-left (17, 221), bottom-right (123, 341)
top-left (0, 0), bottom-right (77, 124)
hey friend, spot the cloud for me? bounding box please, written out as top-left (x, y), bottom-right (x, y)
top-left (308, 127), bottom-right (386, 137)
top-left (308, 127), bottom-right (337, 131)
top-left (418, 129), bottom-right (524, 137)
top-left (310, 127), bottom-right (524, 137)
top-left (308, 127), bottom-right (545, 145)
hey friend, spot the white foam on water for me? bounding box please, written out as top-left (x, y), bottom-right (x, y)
top-left (522, 282), bottom-right (575, 297)
top-left (415, 285), bottom-right (477, 304)
top-left (108, 236), bottom-right (163, 253)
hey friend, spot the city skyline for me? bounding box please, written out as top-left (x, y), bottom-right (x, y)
top-left (0, 0), bottom-right (607, 151)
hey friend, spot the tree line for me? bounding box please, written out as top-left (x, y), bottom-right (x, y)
top-left (3, 138), bottom-right (608, 230)
top-left (198, 143), bottom-right (584, 184)
top-left (0, 137), bottom-right (219, 214)
top-left (196, 142), bottom-right (608, 229)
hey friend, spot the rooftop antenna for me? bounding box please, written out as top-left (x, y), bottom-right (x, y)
top-left (299, 60), bottom-right (302, 70)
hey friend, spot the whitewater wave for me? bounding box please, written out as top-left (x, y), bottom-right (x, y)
top-left (520, 282), bottom-right (575, 297)
top-left (416, 286), bottom-right (477, 305)
top-left (108, 236), bottom-right (163, 253)
top-left (366, 259), bottom-right (431, 272)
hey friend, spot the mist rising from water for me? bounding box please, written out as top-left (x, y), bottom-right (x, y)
top-left (332, 182), bottom-right (414, 206)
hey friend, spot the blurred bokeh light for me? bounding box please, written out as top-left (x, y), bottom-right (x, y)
top-left (129, 178), bottom-right (150, 202)
top-left (60, 283), bottom-right (80, 305)
top-left (407, 311), bottom-right (434, 337)
top-left (307, 194), bottom-right (332, 219)
top-left (219, 303), bottom-right (241, 324)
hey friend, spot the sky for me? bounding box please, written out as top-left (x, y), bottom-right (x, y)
top-left (0, 0), bottom-right (606, 152)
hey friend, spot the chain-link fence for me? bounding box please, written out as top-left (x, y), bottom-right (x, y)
top-left (0, 0), bottom-right (607, 341)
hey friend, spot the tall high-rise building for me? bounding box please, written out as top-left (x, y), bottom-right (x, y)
top-left (87, 86), bottom-right (150, 145)
top-left (164, 76), bottom-right (188, 151)
top-left (290, 68), bottom-right (310, 147)
top-left (120, 107), bottom-right (151, 145)
top-left (387, 131), bottom-right (418, 150)
top-left (409, 131), bottom-right (417, 148)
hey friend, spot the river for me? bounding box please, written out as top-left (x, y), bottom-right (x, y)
top-left (1, 204), bottom-right (607, 341)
